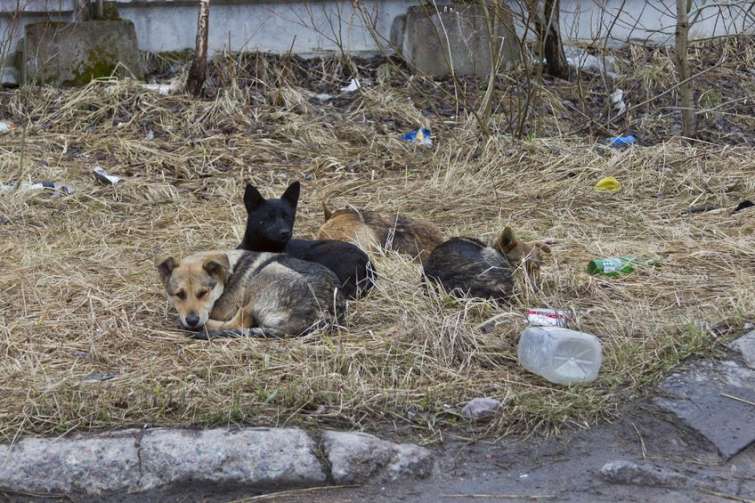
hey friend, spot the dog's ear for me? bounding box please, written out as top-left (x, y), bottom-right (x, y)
top-left (202, 254), bottom-right (230, 281)
top-left (157, 257), bottom-right (177, 286)
top-left (281, 181), bottom-right (300, 209)
top-left (244, 184), bottom-right (265, 213)
top-left (496, 226), bottom-right (517, 253)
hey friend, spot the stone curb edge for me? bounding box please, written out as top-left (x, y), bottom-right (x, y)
top-left (0, 428), bottom-right (433, 497)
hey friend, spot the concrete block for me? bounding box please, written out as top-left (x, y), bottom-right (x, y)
top-left (728, 330), bottom-right (755, 369)
top-left (23, 20), bottom-right (143, 86)
top-left (322, 430), bottom-right (433, 484)
top-left (655, 360), bottom-right (755, 460)
top-left (394, 2), bottom-right (520, 78)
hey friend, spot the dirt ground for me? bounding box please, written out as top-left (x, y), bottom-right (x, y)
top-left (0, 39), bottom-right (753, 447)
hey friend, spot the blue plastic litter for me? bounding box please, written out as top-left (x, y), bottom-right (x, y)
top-left (608, 135), bottom-right (636, 148)
top-left (401, 128), bottom-right (432, 147)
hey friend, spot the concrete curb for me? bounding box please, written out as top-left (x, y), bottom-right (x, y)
top-left (0, 427), bottom-right (433, 497)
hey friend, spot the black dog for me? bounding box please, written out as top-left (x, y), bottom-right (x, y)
top-left (422, 237), bottom-right (514, 302)
top-left (238, 181), bottom-right (376, 300)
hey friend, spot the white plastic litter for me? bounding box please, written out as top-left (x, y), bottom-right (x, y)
top-left (0, 181), bottom-right (74, 196)
top-left (141, 78), bottom-right (182, 96)
top-left (93, 166), bottom-right (122, 185)
top-left (565, 47), bottom-right (619, 79)
top-left (314, 93), bottom-right (335, 102)
top-left (340, 78), bottom-right (361, 93)
top-left (527, 308), bottom-right (571, 328)
top-left (610, 89), bottom-right (627, 115)
top-left (0, 121), bottom-right (14, 134)
top-left (518, 326), bottom-right (602, 385)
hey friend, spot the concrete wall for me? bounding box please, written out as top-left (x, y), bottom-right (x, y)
top-left (2, 0), bottom-right (755, 69)
top-left (120, 0), bottom-right (419, 56)
top-left (1, 0), bottom-right (421, 62)
top-left (559, 0), bottom-right (755, 47)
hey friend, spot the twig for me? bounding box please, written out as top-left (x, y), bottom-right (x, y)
top-left (230, 484), bottom-right (360, 502)
top-left (631, 56), bottom-right (725, 112)
top-left (631, 422), bottom-right (647, 459)
top-left (699, 489), bottom-right (755, 503)
top-left (721, 393), bottom-right (755, 407)
top-left (12, 124), bottom-right (27, 193)
top-left (442, 494), bottom-right (555, 500)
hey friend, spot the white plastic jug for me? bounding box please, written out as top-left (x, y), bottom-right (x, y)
top-left (518, 326), bottom-right (602, 384)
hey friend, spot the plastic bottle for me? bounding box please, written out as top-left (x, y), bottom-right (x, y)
top-left (517, 326), bottom-right (602, 385)
top-left (608, 135), bottom-right (636, 147)
top-left (587, 256), bottom-right (636, 277)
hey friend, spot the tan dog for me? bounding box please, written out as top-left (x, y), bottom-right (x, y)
top-left (157, 250), bottom-right (343, 338)
top-left (318, 203), bottom-right (444, 263)
top-left (494, 227), bottom-right (552, 282)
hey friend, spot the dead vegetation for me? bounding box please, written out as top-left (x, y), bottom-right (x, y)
top-left (0, 39), bottom-right (753, 443)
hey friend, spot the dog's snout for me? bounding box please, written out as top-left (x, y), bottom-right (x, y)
top-left (278, 229), bottom-right (291, 240)
top-left (185, 313), bottom-right (200, 328)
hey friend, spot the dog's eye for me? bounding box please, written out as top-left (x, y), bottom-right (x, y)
top-left (197, 290), bottom-right (209, 299)
top-left (175, 290), bottom-right (186, 300)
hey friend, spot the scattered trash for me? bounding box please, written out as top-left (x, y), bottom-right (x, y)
top-left (145, 129), bottom-right (155, 141)
top-left (518, 326), bottom-right (603, 385)
top-left (587, 256), bottom-right (658, 277)
top-left (81, 371), bottom-right (116, 383)
top-left (564, 47), bottom-right (619, 79)
top-left (0, 181), bottom-right (74, 196)
top-left (313, 93), bottom-right (334, 103)
top-left (610, 89), bottom-right (627, 115)
top-left (0, 121), bottom-right (14, 134)
top-left (733, 200), bottom-right (753, 213)
top-left (340, 78), bottom-right (361, 93)
top-left (594, 176), bottom-right (621, 193)
top-left (587, 256), bottom-right (637, 276)
top-left (0, 215), bottom-right (9, 225)
top-left (94, 166), bottom-right (122, 185)
top-left (141, 79), bottom-right (181, 96)
top-left (607, 135), bottom-right (636, 148)
top-left (527, 308), bottom-right (571, 328)
top-left (401, 128), bottom-right (432, 147)
top-left (462, 397), bottom-right (503, 421)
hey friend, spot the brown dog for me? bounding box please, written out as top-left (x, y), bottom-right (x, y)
top-left (317, 203), bottom-right (444, 263)
top-left (493, 227), bottom-right (552, 281)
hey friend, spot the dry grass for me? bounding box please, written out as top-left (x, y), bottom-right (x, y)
top-left (0, 60), bottom-right (753, 443)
